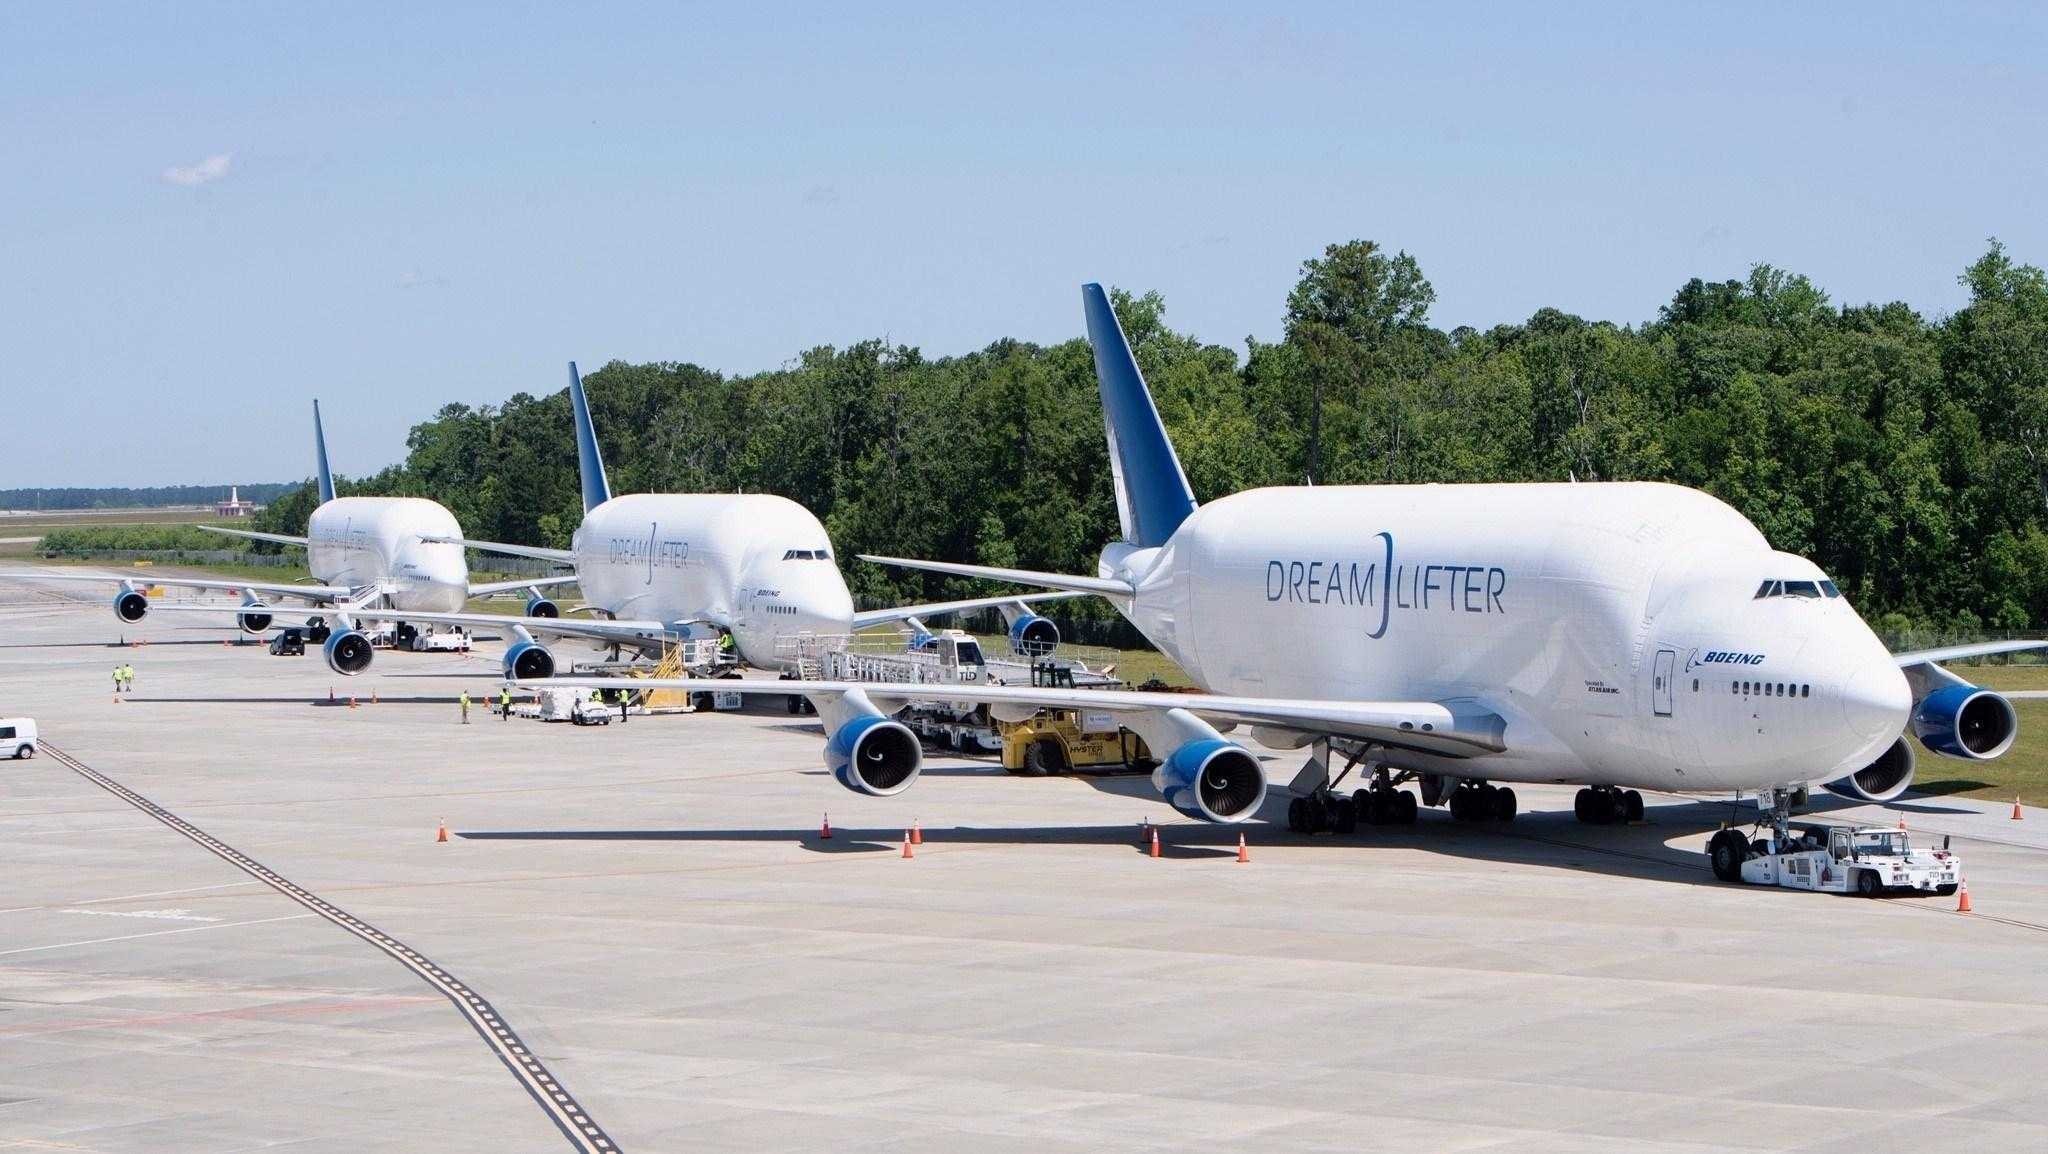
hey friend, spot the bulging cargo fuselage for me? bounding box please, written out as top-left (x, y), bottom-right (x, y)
top-left (1105, 481), bottom-right (1909, 793)
top-left (569, 493), bottom-right (855, 669)
top-left (307, 497), bottom-right (468, 613)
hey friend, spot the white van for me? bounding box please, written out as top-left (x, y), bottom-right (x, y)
top-left (2, 718), bottom-right (37, 759)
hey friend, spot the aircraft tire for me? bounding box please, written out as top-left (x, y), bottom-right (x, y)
top-left (1573, 789), bottom-right (1592, 823)
top-left (1624, 790), bottom-right (1645, 822)
top-left (1332, 797), bottom-right (1358, 835)
top-left (1708, 831), bottom-right (1744, 882)
top-left (1351, 788), bottom-right (1374, 823)
top-left (1396, 790), bottom-right (1417, 824)
top-left (1287, 797), bottom-right (1306, 833)
top-left (1494, 787), bottom-right (1517, 822)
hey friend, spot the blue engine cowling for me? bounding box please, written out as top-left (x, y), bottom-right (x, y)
top-left (1151, 739), bottom-right (1266, 823)
top-left (826, 714), bottom-right (922, 796)
top-left (323, 628), bottom-right (374, 675)
top-left (1823, 735), bottom-right (1916, 803)
top-left (525, 596), bottom-right (560, 618)
top-left (502, 639), bottom-right (556, 681)
top-left (113, 590), bottom-right (149, 623)
top-left (1008, 613), bottom-right (1059, 656)
top-left (1912, 684), bottom-right (2018, 760)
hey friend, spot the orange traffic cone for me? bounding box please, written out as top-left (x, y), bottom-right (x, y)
top-left (112, 693), bottom-right (121, 704)
top-left (1236, 834), bottom-right (1250, 864)
top-left (1956, 877), bottom-right (1972, 913)
top-left (910, 820), bottom-right (923, 846)
top-left (348, 695), bottom-right (358, 710)
top-left (2013, 797), bottom-right (2024, 821)
top-left (1149, 827), bottom-right (1161, 858)
top-left (901, 831), bottom-right (915, 859)
top-left (820, 813), bottom-right (833, 840)
top-left (436, 819), bottom-right (448, 844)
top-left (370, 690), bottom-right (378, 705)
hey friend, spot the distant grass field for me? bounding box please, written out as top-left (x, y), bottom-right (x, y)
top-left (0, 506), bottom-right (250, 559)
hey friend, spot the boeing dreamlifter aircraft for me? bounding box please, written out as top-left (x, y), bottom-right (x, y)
top-left (532, 283), bottom-right (2041, 856)
top-left (338, 363), bottom-right (1077, 680)
top-left (4, 401), bottom-right (572, 675)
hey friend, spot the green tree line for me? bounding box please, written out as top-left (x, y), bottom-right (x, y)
top-left (251, 239), bottom-right (2048, 638)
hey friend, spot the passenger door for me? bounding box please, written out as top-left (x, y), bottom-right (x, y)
top-left (1652, 648), bottom-right (1675, 717)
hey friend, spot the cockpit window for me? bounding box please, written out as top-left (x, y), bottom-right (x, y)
top-left (781, 548), bottom-right (833, 561)
top-left (1756, 577), bottom-right (1841, 600)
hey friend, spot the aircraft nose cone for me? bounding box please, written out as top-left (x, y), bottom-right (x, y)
top-left (1840, 660), bottom-right (1911, 744)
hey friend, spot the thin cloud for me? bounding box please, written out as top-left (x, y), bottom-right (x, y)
top-left (163, 153), bottom-right (233, 187)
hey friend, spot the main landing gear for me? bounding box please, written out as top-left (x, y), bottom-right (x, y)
top-left (1573, 785), bottom-right (1644, 825)
top-left (1286, 742), bottom-right (1420, 834)
top-left (1447, 781), bottom-right (1516, 823)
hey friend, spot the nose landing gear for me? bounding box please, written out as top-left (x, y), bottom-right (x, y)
top-left (1573, 786), bottom-right (1645, 825)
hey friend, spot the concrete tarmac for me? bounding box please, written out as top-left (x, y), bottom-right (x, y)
top-left (2, 572), bottom-right (2045, 1151)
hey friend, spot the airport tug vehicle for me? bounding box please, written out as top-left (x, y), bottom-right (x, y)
top-left (1707, 816), bottom-right (1961, 896)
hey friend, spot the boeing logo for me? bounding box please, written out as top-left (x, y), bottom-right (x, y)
top-left (1264, 532), bottom-right (1507, 640)
top-left (1690, 650), bottom-right (1766, 669)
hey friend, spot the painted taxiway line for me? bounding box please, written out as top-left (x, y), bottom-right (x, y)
top-left (39, 742), bottom-right (623, 1154)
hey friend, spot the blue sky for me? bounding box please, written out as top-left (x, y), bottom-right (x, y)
top-left (3, 2), bottom-right (2044, 487)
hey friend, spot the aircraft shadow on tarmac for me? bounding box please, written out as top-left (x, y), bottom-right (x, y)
top-left (450, 789), bottom-right (1832, 886)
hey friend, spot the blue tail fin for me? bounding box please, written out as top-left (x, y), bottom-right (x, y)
top-left (312, 400), bottom-right (336, 504)
top-left (568, 362), bottom-right (612, 513)
top-left (1081, 283), bottom-right (1197, 547)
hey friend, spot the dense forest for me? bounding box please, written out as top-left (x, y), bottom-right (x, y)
top-left (252, 239), bottom-right (2048, 638)
top-left (1, 483), bottom-right (297, 510)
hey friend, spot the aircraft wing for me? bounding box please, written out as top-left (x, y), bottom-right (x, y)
top-left (1892, 639), bottom-right (2048, 667)
top-left (520, 675), bottom-right (1508, 758)
top-left (421, 534), bottom-right (576, 564)
top-left (0, 570), bottom-right (353, 604)
top-left (858, 554), bottom-right (1133, 598)
top-left (340, 607), bottom-right (675, 648)
top-left (466, 575), bottom-right (580, 598)
top-left (195, 525), bottom-right (311, 549)
top-left (851, 590), bottom-right (1086, 631)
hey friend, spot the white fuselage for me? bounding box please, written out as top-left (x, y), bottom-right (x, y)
top-left (569, 493), bottom-right (855, 670)
top-left (307, 498), bottom-right (468, 613)
top-left (1105, 482), bottom-right (1911, 793)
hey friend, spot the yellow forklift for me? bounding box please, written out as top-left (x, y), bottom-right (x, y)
top-left (1000, 707), bottom-right (1153, 776)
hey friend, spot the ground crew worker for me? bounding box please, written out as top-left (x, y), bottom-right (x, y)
top-left (719, 631), bottom-right (735, 658)
top-left (499, 687), bottom-right (512, 720)
top-left (124, 664), bottom-right (136, 692)
top-left (460, 691), bottom-right (470, 724)
top-left (619, 690), bottom-right (629, 724)
top-left (112, 666), bottom-right (123, 694)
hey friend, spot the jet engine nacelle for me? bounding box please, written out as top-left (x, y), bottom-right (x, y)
top-left (502, 639), bottom-right (556, 681)
top-left (1151, 738), bottom-right (1266, 823)
top-left (113, 590), bottom-right (149, 623)
top-left (826, 714), bottom-right (922, 796)
top-left (323, 628), bottom-right (374, 675)
top-left (238, 611), bottom-right (273, 635)
top-left (1007, 613), bottom-right (1059, 657)
top-left (1822, 735), bottom-right (1917, 803)
top-left (1911, 684), bottom-right (2018, 760)
top-left (525, 596), bottom-right (560, 618)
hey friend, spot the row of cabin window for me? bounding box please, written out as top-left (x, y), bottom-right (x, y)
top-left (1730, 679), bottom-right (1809, 698)
top-left (1754, 579), bottom-right (1842, 599)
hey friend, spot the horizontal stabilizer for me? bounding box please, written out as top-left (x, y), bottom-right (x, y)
top-left (421, 534), bottom-right (576, 564)
top-left (858, 555), bottom-right (1132, 598)
top-left (195, 525), bottom-right (310, 549)
top-left (466, 575), bottom-right (580, 599)
top-left (851, 590), bottom-right (1085, 631)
